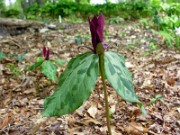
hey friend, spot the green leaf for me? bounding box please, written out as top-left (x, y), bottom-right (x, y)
top-left (0, 52), bottom-right (4, 61)
top-left (150, 98), bottom-right (156, 103)
top-left (17, 54), bottom-right (26, 62)
top-left (43, 52), bottom-right (99, 116)
top-left (37, 57), bottom-right (44, 62)
top-left (42, 61), bottom-right (57, 82)
top-left (137, 102), bottom-right (147, 115)
top-left (28, 60), bottom-right (44, 71)
top-left (104, 52), bottom-right (139, 103)
top-left (150, 94), bottom-right (164, 103)
top-left (104, 52), bottom-right (146, 114)
top-left (54, 58), bottom-right (66, 66)
top-left (9, 54), bottom-right (18, 59)
top-left (155, 94), bottom-right (162, 99)
top-left (8, 65), bottom-right (16, 71)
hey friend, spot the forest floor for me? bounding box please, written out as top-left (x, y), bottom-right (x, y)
top-left (0, 21), bottom-right (180, 135)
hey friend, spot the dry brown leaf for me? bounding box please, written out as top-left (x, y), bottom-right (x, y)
top-left (0, 114), bottom-right (9, 129)
top-left (110, 105), bottom-right (116, 114)
top-left (87, 105), bottom-right (97, 118)
top-left (24, 88), bottom-right (36, 94)
top-left (30, 117), bottom-right (48, 135)
top-left (3, 96), bottom-right (12, 106)
top-left (133, 108), bottom-right (142, 116)
top-left (124, 122), bottom-right (148, 135)
top-left (167, 78), bottom-right (175, 86)
top-left (141, 79), bottom-right (154, 89)
top-left (30, 123), bottom-right (42, 135)
top-left (65, 116), bottom-right (75, 127)
top-left (111, 126), bottom-right (122, 135)
top-left (177, 107), bottom-right (180, 114)
top-left (164, 107), bottom-right (180, 123)
top-left (75, 105), bottom-right (85, 117)
top-left (125, 61), bottom-right (134, 68)
top-left (99, 126), bottom-right (107, 134)
top-left (79, 117), bottom-right (101, 126)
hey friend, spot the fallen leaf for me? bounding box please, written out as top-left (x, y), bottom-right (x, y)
top-left (125, 61), bottom-right (134, 68)
top-left (87, 105), bottom-right (97, 118)
top-left (124, 122), bottom-right (148, 135)
top-left (0, 114), bottom-right (9, 129)
top-left (3, 96), bottom-right (12, 106)
top-left (79, 117), bottom-right (101, 126)
top-left (30, 117), bottom-right (48, 134)
top-left (110, 105), bottom-right (116, 114)
top-left (133, 108), bottom-right (142, 116)
top-left (167, 78), bottom-right (175, 86)
top-left (24, 88), bottom-right (36, 94)
top-left (177, 108), bottom-right (180, 113)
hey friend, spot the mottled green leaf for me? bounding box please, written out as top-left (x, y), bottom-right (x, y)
top-left (104, 52), bottom-right (139, 103)
top-left (42, 61), bottom-right (57, 82)
top-left (54, 58), bottom-right (66, 66)
top-left (43, 52), bottom-right (99, 116)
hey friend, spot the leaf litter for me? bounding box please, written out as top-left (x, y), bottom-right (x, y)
top-left (0, 21), bottom-right (180, 134)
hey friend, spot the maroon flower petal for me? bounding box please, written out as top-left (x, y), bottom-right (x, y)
top-left (45, 48), bottom-right (50, 60)
top-left (89, 16), bottom-right (98, 52)
top-left (96, 14), bottom-right (104, 42)
top-left (43, 46), bottom-right (47, 58)
top-left (88, 14), bottom-right (106, 53)
top-left (91, 15), bottom-right (98, 26)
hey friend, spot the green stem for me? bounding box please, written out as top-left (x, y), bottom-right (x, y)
top-left (99, 54), bottom-right (112, 135)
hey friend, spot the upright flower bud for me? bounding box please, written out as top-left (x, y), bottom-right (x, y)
top-left (42, 46), bottom-right (50, 60)
top-left (89, 14), bottom-right (109, 54)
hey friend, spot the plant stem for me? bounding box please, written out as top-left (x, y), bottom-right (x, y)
top-left (99, 54), bottom-right (112, 135)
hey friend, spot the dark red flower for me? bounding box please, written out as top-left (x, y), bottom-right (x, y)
top-left (89, 14), bottom-right (108, 53)
top-left (43, 47), bottom-right (50, 60)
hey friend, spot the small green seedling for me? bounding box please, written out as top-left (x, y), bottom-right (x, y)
top-left (150, 94), bottom-right (164, 103)
top-left (8, 64), bottom-right (21, 77)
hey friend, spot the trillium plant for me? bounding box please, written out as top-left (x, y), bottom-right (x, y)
top-left (29, 47), bottom-right (66, 82)
top-left (43, 14), bottom-right (146, 134)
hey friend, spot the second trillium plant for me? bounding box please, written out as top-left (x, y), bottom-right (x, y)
top-left (29, 47), bottom-right (66, 82)
top-left (43, 14), bottom-right (146, 134)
